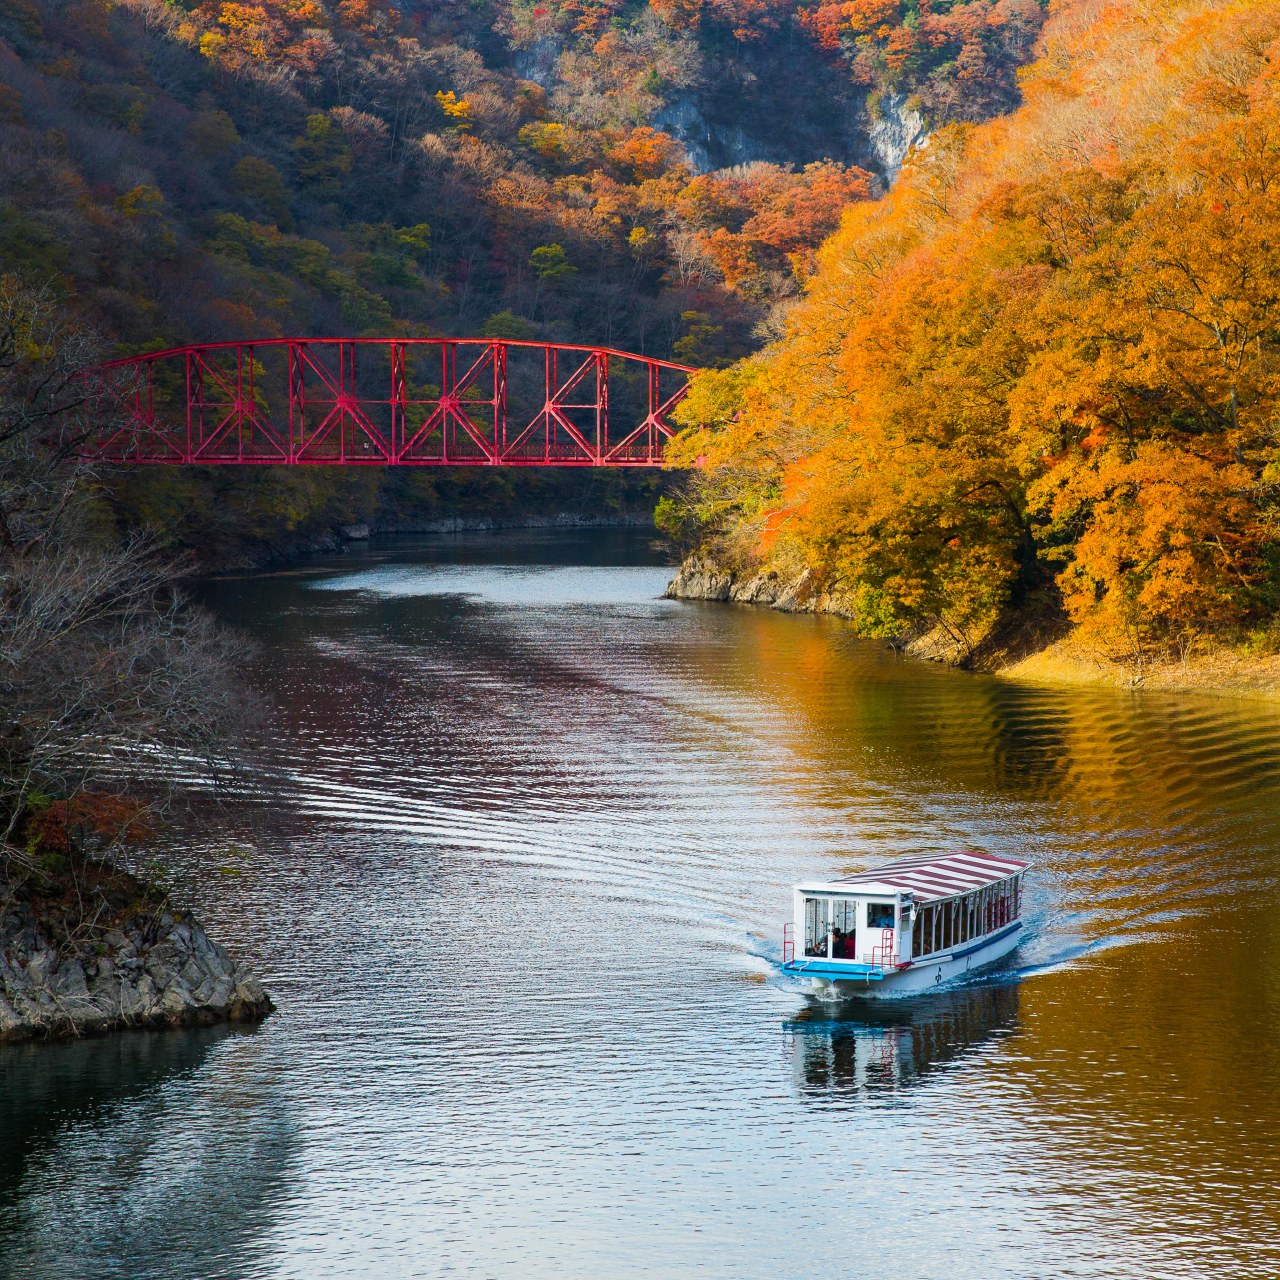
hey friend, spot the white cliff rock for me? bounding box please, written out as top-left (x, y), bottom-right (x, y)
top-left (869, 93), bottom-right (928, 186)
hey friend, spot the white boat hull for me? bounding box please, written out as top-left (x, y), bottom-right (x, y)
top-left (806, 923), bottom-right (1022, 998)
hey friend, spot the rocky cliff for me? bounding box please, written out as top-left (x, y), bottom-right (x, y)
top-left (0, 868), bottom-right (273, 1042)
top-left (869, 94), bottom-right (929, 185)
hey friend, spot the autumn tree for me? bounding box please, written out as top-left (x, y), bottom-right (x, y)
top-left (668, 3), bottom-right (1280, 668)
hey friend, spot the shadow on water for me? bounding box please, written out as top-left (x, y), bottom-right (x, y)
top-left (784, 984), bottom-right (1020, 1106)
top-left (0, 1025), bottom-right (296, 1280)
top-left (0, 1025), bottom-right (245, 1203)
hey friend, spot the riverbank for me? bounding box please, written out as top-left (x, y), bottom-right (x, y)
top-left (230, 512), bottom-right (658, 570)
top-left (0, 861), bottom-right (273, 1043)
top-left (664, 555), bottom-right (1280, 701)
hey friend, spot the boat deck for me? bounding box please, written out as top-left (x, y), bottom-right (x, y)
top-left (781, 960), bottom-right (889, 981)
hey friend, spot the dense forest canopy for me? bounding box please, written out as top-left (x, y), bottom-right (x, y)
top-left (666, 0), bottom-right (1280, 668)
top-left (0, 0), bottom-right (1044, 556)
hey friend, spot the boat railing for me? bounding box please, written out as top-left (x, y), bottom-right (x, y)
top-left (782, 922), bottom-right (795, 964)
top-left (865, 929), bottom-right (898, 971)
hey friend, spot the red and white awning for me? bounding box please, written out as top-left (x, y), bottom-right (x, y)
top-left (833, 850), bottom-right (1029, 902)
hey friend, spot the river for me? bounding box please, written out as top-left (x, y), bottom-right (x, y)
top-left (2, 528), bottom-right (1278, 1279)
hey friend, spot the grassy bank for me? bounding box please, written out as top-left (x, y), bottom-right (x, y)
top-left (998, 642), bottom-right (1280, 701)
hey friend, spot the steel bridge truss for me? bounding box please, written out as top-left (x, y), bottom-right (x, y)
top-left (82, 338), bottom-right (696, 466)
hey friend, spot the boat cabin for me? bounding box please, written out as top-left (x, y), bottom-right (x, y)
top-left (783, 850), bottom-right (1029, 977)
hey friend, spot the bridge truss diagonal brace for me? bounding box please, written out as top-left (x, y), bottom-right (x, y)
top-left (603, 368), bottom-right (688, 464)
top-left (291, 342), bottom-right (393, 463)
top-left (84, 361), bottom-right (185, 462)
top-left (503, 349), bottom-right (606, 463)
top-left (397, 342), bottom-right (504, 463)
top-left (189, 348), bottom-right (289, 462)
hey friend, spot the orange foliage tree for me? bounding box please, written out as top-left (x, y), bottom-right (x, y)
top-left (666, 0), bottom-right (1280, 665)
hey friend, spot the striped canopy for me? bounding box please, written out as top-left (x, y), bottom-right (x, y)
top-left (832, 851), bottom-right (1029, 903)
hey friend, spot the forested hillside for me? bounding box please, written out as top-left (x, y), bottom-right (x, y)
top-left (0, 0), bottom-right (1042, 557)
top-left (667, 0), bottom-right (1280, 674)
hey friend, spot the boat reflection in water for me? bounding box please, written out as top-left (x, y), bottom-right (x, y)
top-left (785, 981), bottom-right (1020, 1105)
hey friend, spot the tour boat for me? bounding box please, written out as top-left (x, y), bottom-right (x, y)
top-left (781, 850), bottom-right (1029, 996)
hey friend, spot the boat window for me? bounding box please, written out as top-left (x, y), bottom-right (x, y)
top-left (866, 902), bottom-right (894, 930)
top-left (831, 900), bottom-right (858, 959)
top-left (995, 876), bottom-right (1021, 924)
top-left (832, 899), bottom-right (857, 934)
top-left (942, 902), bottom-right (953, 951)
top-left (804, 897), bottom-right (829, 958)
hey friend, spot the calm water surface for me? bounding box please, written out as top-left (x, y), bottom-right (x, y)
top-left (3, 529), bottom-right (1279, 1279)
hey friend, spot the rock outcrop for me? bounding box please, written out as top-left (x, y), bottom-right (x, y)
top-left (868, 92), bottom-right (928, 185)
top-left (0, 873), bottom-right (273, 1043)
top-left (665, 556), bottom-right (852, 617)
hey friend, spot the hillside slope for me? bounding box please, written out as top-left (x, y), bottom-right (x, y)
top-left (0, 0), bottom-right (1045, 559)
top-left (666, 0), bottom-right (1280, 680)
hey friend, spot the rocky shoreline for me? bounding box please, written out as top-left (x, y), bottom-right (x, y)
top-left (664, 555), bottom-right (855, 617)
top-left (0, 868), bottom-right (273, 1043)
top-left (663, 554), bottom-right (1045, 666)
top-left (664, 553), bottom-right (1280, 699)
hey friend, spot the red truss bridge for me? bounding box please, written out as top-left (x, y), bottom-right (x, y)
top-left (81, 338), bottom-right (698, 466)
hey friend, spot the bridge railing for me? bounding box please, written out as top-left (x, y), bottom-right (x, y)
top-left (80, 338), bottom-right (697, 467)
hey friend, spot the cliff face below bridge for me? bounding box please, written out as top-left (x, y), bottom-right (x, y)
top-left (0, 865), bottom-right (273, 1043)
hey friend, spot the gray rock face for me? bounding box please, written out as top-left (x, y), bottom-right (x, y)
top-left (665, 556), bottom-right (851, 618)
top-left (511, 38), bottom-right (560, 89)
top-left (869, 93), bottom-right (928, 186)
top-left (651, 98), bottom-right (783, 175)
top-left (0, 894), bottom-right (273, 1043)
top-left (664, 556), bottom-right (734, 601)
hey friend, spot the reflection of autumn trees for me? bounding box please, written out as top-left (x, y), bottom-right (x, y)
top-left (669, 3), bottom-right (1280, 666)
